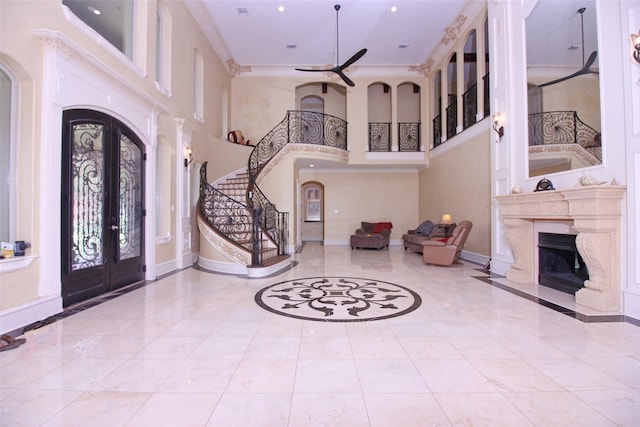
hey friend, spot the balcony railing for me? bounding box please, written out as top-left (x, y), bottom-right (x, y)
top-left (369, 122), bottom-right (391, 151)
top-left (462, 83), bottom-right (477, 129)
top-left (398, 122), bottom-right (420, 151)
top-left (432, 115), bottom-right (442, 148)
top-left (446, 101), bottom-right (457, 139)
top-left (528, 110), bottom-right (601, 161)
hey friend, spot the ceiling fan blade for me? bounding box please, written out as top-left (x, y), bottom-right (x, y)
top-left (337, 48), bottom-right (367, 70)
top-left (584, 51), bottom-right (597, 68)
top-left (335, 70), bottom-right (355, 87)
top-left (539, 51), bottom-right (599, 88)
top-left (295, 67), bottom-right (332, 72)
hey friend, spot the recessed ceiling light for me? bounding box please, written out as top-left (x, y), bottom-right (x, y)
top-left (87, 6), bottom-right (101, 15)
top-left (309, 164), bottom-right (315, 168)
top-left (399, 43), bottom-right (409, 49)
top-left (237, 8), bottom-right (249, 16)
top-left (286, 43), bottom-right (297, 49)
top-left (278, 5), bottom-right (285, 12)
top-left (390, 6), bottom-right (398, 13)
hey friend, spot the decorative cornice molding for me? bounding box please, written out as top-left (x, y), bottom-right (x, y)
top-left (33, 29), bottom-right (167, 114)
top-left (227, 59), bottom-right (252, 77)
top-left (408, 58), bottom-right (434, 76)
top-left (441, 14), bottom-right (468, 46)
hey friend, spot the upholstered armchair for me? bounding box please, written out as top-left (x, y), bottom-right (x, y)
top-left (421, 221), bottom-right (472, 266)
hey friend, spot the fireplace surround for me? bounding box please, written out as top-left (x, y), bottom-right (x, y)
top-left (496, 185), bottom-right (626, 311)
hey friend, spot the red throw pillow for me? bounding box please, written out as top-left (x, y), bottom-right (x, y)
top-left (372, 222), bottom-right (393, 233)
top-left (438, 238), bottom-right (449, 243)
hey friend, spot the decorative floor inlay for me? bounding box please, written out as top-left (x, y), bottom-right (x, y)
top-left (255, 277), bottom-right (422, 322)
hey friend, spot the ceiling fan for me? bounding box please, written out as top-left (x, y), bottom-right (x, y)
top-left (295, 4), bottom-right (367, 87)
top-left (539, 7), bottom-right (598, 88)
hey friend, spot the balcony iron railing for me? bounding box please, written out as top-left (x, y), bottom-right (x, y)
top-left (368, 122), bottom-right (391, 151)
top-left (528, 110), bottom-right (601, 161)
top-left (398, 122), bottom-right (420, 151)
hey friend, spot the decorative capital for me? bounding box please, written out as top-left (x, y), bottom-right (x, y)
top-left (441, 14), bottom-right (468, 46)
top-left (408, 58), bottom-right (434, 76)
top-left (227, 58), bottom-right (251, 77)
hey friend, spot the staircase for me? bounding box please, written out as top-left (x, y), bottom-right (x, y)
top-left (197, 110), bottom-right (349, 276)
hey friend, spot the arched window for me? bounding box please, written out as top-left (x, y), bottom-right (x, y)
top-left (367, 83), bottom-right (392, 151)
top-left (463, 30), bottom-right (478, 129)
top-left (446, 53), bottom-right (458, 139)
top-left (155, 2), bottom-right (172, 95)
top-left (193, 49), bottom-right (204, 122)
top-left (432, 70), bottom-right (442, 147)
top-left (0, 65), bottom-right (16, 242)
top-left (397, 83), bottom-right (421, 151)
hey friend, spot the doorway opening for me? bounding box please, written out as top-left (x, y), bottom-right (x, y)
top-left (61, 109), bottom-right (146, 307)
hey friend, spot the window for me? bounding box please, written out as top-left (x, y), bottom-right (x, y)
top-left (155, 136), bottom-right (171, 241)
top-left (305, 187), bottom-right (322, 221)
top-left (155, 2), bottom-right (172, 95)
top-left (193, 49), bottom-right (204, 122)
top-left (0, 65), bottom-right (16, 242)
top-left (63, 0), bottom-right (134, 59)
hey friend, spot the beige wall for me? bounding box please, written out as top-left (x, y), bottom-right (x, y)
top-left (299, 169), bottom-right (419, 244)
top-left (418, 131), bottom-right (491, 257)
top-left (0, 0), bottom-right (233, 313)
top-left (231, 75), bottom-right (429, 166)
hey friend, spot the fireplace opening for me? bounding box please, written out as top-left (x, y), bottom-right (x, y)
top-left (538, 232), bottom-right (589, 294)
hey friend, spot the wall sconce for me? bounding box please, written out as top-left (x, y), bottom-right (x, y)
top-left (493, 112), bottom-right (505, 143)
top-left (183, 146), bottom-right (193, 168)
top-left (632, 31), bottom-right (640, 64)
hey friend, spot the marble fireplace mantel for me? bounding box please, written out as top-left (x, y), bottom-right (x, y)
top-left (496, 185), bottom-right (626, 311)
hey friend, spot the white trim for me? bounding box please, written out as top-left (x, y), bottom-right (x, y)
top-left (460, 250), bottom-right (490, 266)
top-left (60, 4), bottom-right (145, 78)
top-left (430, 117), bottom-right (490, 157)
top-left (247, 258), bottom-right (292, 278)
top-left (155, 259), bottom-right (178, 279)
top-left (0, 295), bottom-right (62, 335)
top-left (198, 255), bottom-right (248, 276)
top-left (0, 256), bottom-right (37, 274)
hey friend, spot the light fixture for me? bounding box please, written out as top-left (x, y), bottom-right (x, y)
top-left (440, 213), bottom-right (454, 225)
top-left (493, 112), bottom-right (505, 143)
top-left (184, 146), bottom-right (193, 168)
top-left (632, 30), bottom-right (640, 64)
top-left (278, 5), bottom-right (285, 13)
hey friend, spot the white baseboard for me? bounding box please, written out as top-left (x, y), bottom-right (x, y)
top-left (198, 255), bottom-right (247, 276)
top-left (0, 295), bottom-right (62, 335)
top-left (460, 250), bottom-right (490, 266)
top-left (624, 290), bottom-right (640, 322)
top-left (155, 259), bottom-right (178, 278)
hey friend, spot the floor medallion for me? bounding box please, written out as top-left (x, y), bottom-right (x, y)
top-left (255, 277), bottom-right (422, 322)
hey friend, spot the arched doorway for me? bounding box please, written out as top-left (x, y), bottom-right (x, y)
top-left (61, 109), bottom-right (145, 307)
top-left (301, 181), bottom-right (324, 242)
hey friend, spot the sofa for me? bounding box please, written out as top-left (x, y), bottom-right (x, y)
top-left (402, 219), bottom-right (454, 253)
top-left (350, 221), bottom-right (392, 250)
top-left (422, 221), bottom-right (473, 266)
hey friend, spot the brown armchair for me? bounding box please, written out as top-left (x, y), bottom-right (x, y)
top-left (421, 221), bottom-right (472, 266)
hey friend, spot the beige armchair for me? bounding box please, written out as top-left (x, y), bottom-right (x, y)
top-left (421, 221), bottom-right (472, 266)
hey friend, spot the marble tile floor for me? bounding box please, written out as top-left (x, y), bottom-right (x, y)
top-left (1, 243), bottom-right (640, 426)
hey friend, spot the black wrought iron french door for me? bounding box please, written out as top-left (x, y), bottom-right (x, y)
top-left (61, 110), bottom-right (145, 307)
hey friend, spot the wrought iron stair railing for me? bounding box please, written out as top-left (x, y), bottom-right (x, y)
top-left (247, 110), bottom-right (347, 265)
top-left (199, 110), bottom-right (348, 267)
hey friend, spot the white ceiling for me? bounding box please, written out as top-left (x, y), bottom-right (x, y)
top-left (191, 0), bottom-right (468, 72)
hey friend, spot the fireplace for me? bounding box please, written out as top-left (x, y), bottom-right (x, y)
top-left (538, 232), bottom-right (588, 294)
top-left (495, 185), bottom-right (626, 311)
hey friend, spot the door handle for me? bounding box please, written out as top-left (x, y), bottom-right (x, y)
top-left (111, 225), bottom-right (119, 231)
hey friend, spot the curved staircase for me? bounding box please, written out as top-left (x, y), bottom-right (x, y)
top-left (197, 110), bottom-right (348, 277)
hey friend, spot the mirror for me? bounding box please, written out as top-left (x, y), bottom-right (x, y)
top-left (525, 0), bottom-right (601, 178)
